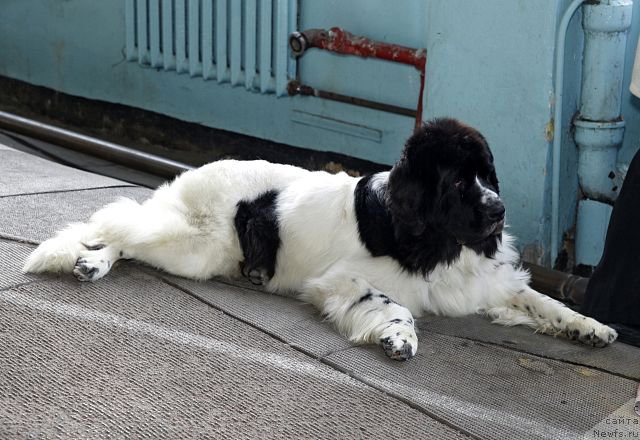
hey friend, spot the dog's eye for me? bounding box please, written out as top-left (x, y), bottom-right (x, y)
top-left (454, 180), bottom-right (465, 190)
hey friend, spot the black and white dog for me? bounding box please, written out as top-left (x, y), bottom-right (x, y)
top-left (23, 118), bottom-right (617, 360)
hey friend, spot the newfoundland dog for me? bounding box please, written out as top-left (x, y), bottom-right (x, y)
top-left (23, 118), bottom-right (617, 360)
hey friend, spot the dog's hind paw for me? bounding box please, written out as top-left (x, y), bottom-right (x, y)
top-left (240, 262), bottom-right (270, 286)
top-left (73, 248), bottom-right (113, 282)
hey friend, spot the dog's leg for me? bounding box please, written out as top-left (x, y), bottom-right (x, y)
top-left (23, 222), bottom-right (100, 274)
top-left (23, 198), bottom-right (154, 281)
top-left (26, 195), bottom-right (235, 282)
top-left (487, 286), bottom-right (617, 347)
top-left (76, 197), bottom-right (236, 281)
top-left (301, 274), bottom-right (418, 361)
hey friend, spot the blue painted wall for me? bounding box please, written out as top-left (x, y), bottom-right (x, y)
top-left (0, 0), bottom-right (638, 266)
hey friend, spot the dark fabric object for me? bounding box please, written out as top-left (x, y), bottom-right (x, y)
top-left (581, 149), bottom-right (640, 337)
top-left (608, 324), bottom-right (640, 347)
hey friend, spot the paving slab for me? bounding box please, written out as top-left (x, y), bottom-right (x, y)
top-left (0, 239), bottom-right (44, 289)
top-left (324, 334), bottom-right (637, 440)
top-left (0, 265), bottom-right (466, 439)
top-left (0, 147), bottom-right (133, 197)
top-left (420, 314), bottom-right (640, 381)
top-left (162, 275), bottom-right (354, 358)
top-left (0, 186), bottom-right (152, 243)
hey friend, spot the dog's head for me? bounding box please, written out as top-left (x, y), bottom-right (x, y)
top-left (388, 118), bottom-right (504, 253)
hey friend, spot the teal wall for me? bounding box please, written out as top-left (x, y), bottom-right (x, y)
top-left (1, 0), bottom-right (638, 266)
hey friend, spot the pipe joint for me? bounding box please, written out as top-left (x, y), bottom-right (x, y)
top-left (582, 0), bottom-right (633, 34)
top-left (574, 118), bottom-right (625, 202)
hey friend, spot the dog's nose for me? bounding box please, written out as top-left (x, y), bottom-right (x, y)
top-left (487, 202), bottom-right (505, 222)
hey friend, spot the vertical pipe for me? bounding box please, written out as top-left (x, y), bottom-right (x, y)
top-left (188, 0), bottom-right (202, 76)
top-left (573, 0), bottom-right (632, 267)
top-left (575, 200), bottom-right (614, 267)
top-left (230, 0), bottom-right (242, 85)
top-left (580, 1), bottom-right (632, 121)
top-left (259, 0), bottom-right (273, 93)
top-left (175, 0), bottom-right (188, 73)
top-left (202, 0), bottom-right (214, 79)
top-left (125, 0), bottom-right (137, 61)
top-left (215, 0), bottom-right (229, 82)
top-left (162, 0), bottom-right (175, 70)
top-left (136, 0), bottom-right (150, 64)
top-left (244, 0), bottom-right (258, 90)
top-left (149, 0), bottom-right (162, 67)
top-left (551, 0), bottom-right (586, 267)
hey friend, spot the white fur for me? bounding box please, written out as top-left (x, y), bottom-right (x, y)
top-left (23, 160), bottom-right (618, 359)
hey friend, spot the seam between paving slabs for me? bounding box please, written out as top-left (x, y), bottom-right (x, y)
top-left (0, 235), bottom-right (39, 246)
top-left (0, 184), bottom-right (138, 199)
top-left (0, 280), bottom-right (46, 294)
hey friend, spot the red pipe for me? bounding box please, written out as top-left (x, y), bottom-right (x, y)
top-left (302, 27), bottom-right (426, 69)
top-left (292, 27), bottom-right (427, 130)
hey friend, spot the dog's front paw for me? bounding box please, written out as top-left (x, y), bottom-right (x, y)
top-left (565, 317), bottom-right (617, 347)
top-left (379, 326), bottom-right (418, 361)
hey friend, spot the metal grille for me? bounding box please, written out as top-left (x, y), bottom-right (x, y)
top-left (125, 0), bottom-right (296, 96)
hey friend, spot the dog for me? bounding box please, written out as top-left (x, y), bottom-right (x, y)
top-left (23, 118), bottom-right (617, 360)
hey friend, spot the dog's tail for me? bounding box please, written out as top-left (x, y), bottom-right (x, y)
top-left (23, 222), bottom-right (97, 274)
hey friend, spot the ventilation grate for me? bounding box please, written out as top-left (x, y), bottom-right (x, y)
top-left (125, 0), bottom-right (296, 96)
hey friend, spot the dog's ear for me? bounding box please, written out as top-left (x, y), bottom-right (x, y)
top-left (388, 121), bottom-right (454, 236)
top-left (388, 156), bottom-right (428, 236)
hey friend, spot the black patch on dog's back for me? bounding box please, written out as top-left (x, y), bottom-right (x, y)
top-left (234, 190), bottom-right (281, 281)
